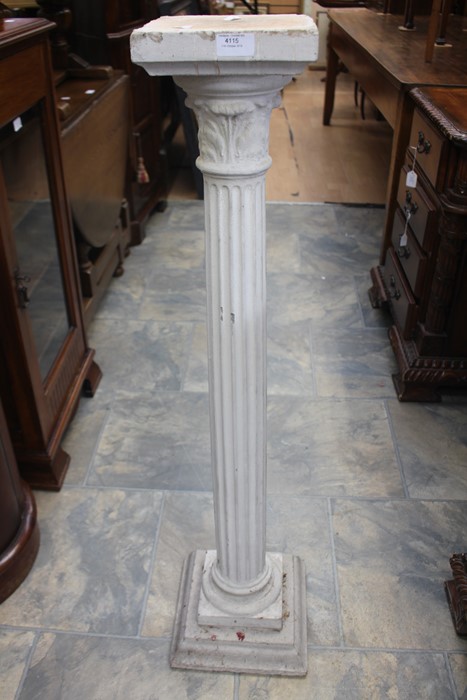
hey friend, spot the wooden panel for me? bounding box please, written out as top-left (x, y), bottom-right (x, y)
top-left (383, 248), bottom-right (418, 339)
top-left (0, 43), bottom-right (46, 125)
top-left (397, 165), bottom-right (438, 251)
top-left (59, 73), bottom-right (129, 248)
top-left (409, 110), bottom-right (444, 190)
top-left (391, 208), bottom-right (427, 299)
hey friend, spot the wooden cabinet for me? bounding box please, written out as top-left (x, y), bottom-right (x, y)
top-left (0, 17), bottom-right (101, 489)
top-left (370, 87), bottom-right (467, 401)
top-left (68, 0), bottom-right (167, 244)
top-left (0, 398), bottom-right (39, 603)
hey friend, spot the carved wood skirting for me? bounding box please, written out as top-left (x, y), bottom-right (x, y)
top-left (445, 553), bottom-right (467, 636)
top-left (389, 325), bottom-right (467, 401)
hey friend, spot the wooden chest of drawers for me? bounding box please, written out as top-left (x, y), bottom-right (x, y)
top-left (370, 87), bottom-right (467, 401)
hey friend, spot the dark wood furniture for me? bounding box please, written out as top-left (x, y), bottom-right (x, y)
top-left (57, 71), bottom-right (131, 329)
top-left (370, 87), bottom-right (467, 400)
top-left (323, 8), bottom-right (467, 265)
top-left (68, 1), bottom-right (167, 243)
top-left (445, 552), bottom-right (467, 636)
top-left (0, 398), bottom-right (39, 603)
top-left (0, 17), bottom-right (101, 490)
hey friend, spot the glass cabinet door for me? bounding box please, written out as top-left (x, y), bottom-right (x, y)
top-left (0, 104), bottom-right (70, 381)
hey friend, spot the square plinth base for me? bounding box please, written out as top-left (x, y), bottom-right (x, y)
top-left (170, 549), bottom-right (308, 676)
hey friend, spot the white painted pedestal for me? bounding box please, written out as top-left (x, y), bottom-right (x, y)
top-left (131, 15), bottom-right (318, 676)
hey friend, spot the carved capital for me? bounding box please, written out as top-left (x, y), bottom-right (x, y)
top-left (175, 73), bottom-right (290, 178)
top-left (187, 93), bottom-right (280, 176)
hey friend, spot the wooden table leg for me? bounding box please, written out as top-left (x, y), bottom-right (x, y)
top-left (323, 29), bottom-right (338, 125)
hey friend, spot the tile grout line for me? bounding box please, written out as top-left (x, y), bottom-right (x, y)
top-left (2, 622), bottom-right (465, 656)
top-left (326, 496), bottom-right (345, 648)
top-left (383, 398), bottom-right (410, 499)
top-left (444, 650), bottom-right (460, 700)
top-left (81, 390), bottom-right (118, 489)
top-left (137, 491), bottom-right (168, 639)
top-left (179, 321), bottom-right (198, 394)
top-left (308, 320), bottom-right (318, 399)
top-left (14, 630), bottom-right (40, 700)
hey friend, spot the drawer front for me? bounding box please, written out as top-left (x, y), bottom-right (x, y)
top-left (391, 209), bottom-right (427, 299)
top-left (409, 110), bottom-right (444, 189)
top-left (397, 165), bottom-right (438, 250)
top-left (383, 249), bottom-right (418, 339)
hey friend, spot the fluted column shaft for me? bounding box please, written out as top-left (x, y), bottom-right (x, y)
top-left (205, 175), bottom-right (267, 586)
top-left (178, 81), bottom-right (280, 590)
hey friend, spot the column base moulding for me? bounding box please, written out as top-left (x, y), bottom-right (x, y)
top-left (444, 553), bottom-right (467, 636)
top-left (170, 549), bottom-right (307, 677)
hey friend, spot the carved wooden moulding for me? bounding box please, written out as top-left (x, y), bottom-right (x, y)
top-left (444, 552), bottom-right (467, 636)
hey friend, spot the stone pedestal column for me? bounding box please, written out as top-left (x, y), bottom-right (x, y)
top-left (131, 15), bottom-right (318, 676)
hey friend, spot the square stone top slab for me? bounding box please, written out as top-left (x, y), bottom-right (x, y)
top-left (131, 14), bottom-right (318, 77)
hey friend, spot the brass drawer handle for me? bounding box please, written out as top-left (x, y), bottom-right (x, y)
top-left (389, 274), bottom-right (401, 300)
top-left (417, 130), bottom-right (431, 155)
top-left (397, 245), bottom-right (411, 259)
top-left (404, 191), bottom-right (418, 216)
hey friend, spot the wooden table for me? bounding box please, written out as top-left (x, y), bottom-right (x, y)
top-left (323, 8), bottom-right (467, 262)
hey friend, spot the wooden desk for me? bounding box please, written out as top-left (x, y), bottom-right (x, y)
top-left (323, 8), bottom-right (467, 262)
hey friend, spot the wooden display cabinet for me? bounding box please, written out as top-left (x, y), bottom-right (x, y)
top-left (0, 17), bottom-right (101, 489)
top-left (67, 0), bottom-right (167, 244)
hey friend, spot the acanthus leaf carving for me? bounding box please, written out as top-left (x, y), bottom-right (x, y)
top-left (187, 93), bottom-right (281, 172)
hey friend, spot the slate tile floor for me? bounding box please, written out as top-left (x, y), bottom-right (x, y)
top-left (1, 201), bottom-right (467, 699)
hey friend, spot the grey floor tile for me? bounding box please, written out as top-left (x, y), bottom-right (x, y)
top-left (141, 492), bottom-right (215, 638)
top-left (448, 653), bottom-right (467, 699)
top-left (61, 396), bottom-right (112, 486)
top-left (266, 202), bottom-right (336, 236)
top-left (88, 390), bottom-right (212, 490)
top-left (90, 248), bottom-right (149, 322)
top-left (297, 205), bottom-right (384, 277)
top-left (18, 634), bottom-right (234, 700)
top-left (312, 326), bottom-right (398, 399)
top-left (139, 227), bottom-right (205, 271)
top-left (266, 495), bottom-right (340, 646)
top-left (138, 268), bottom-right (207, 322)
top-left (88, 318), bottom-right (193, 393)
top-left (0, 489), bottom-right (163, 636)
top-left (0, 630), bottom-right (36, 700)
top-left (267, 227), bottom-right (302, 274)
top-left (183, 322), bottom-right (208, 393)
top-left (387, 401), bottom-right (467, 500)
top-left (332, 499), bottom-right (467, 650)
top-left (238, 649), bottom-right (455, 699)
top-left (267, 397), bottom-right (403, 498)
top-left (155, 200), bottom-right (205, 231)
top-left (267, 321), bottom-right (314, 396)
top-left (267, 272), bottom-right (362, 328)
